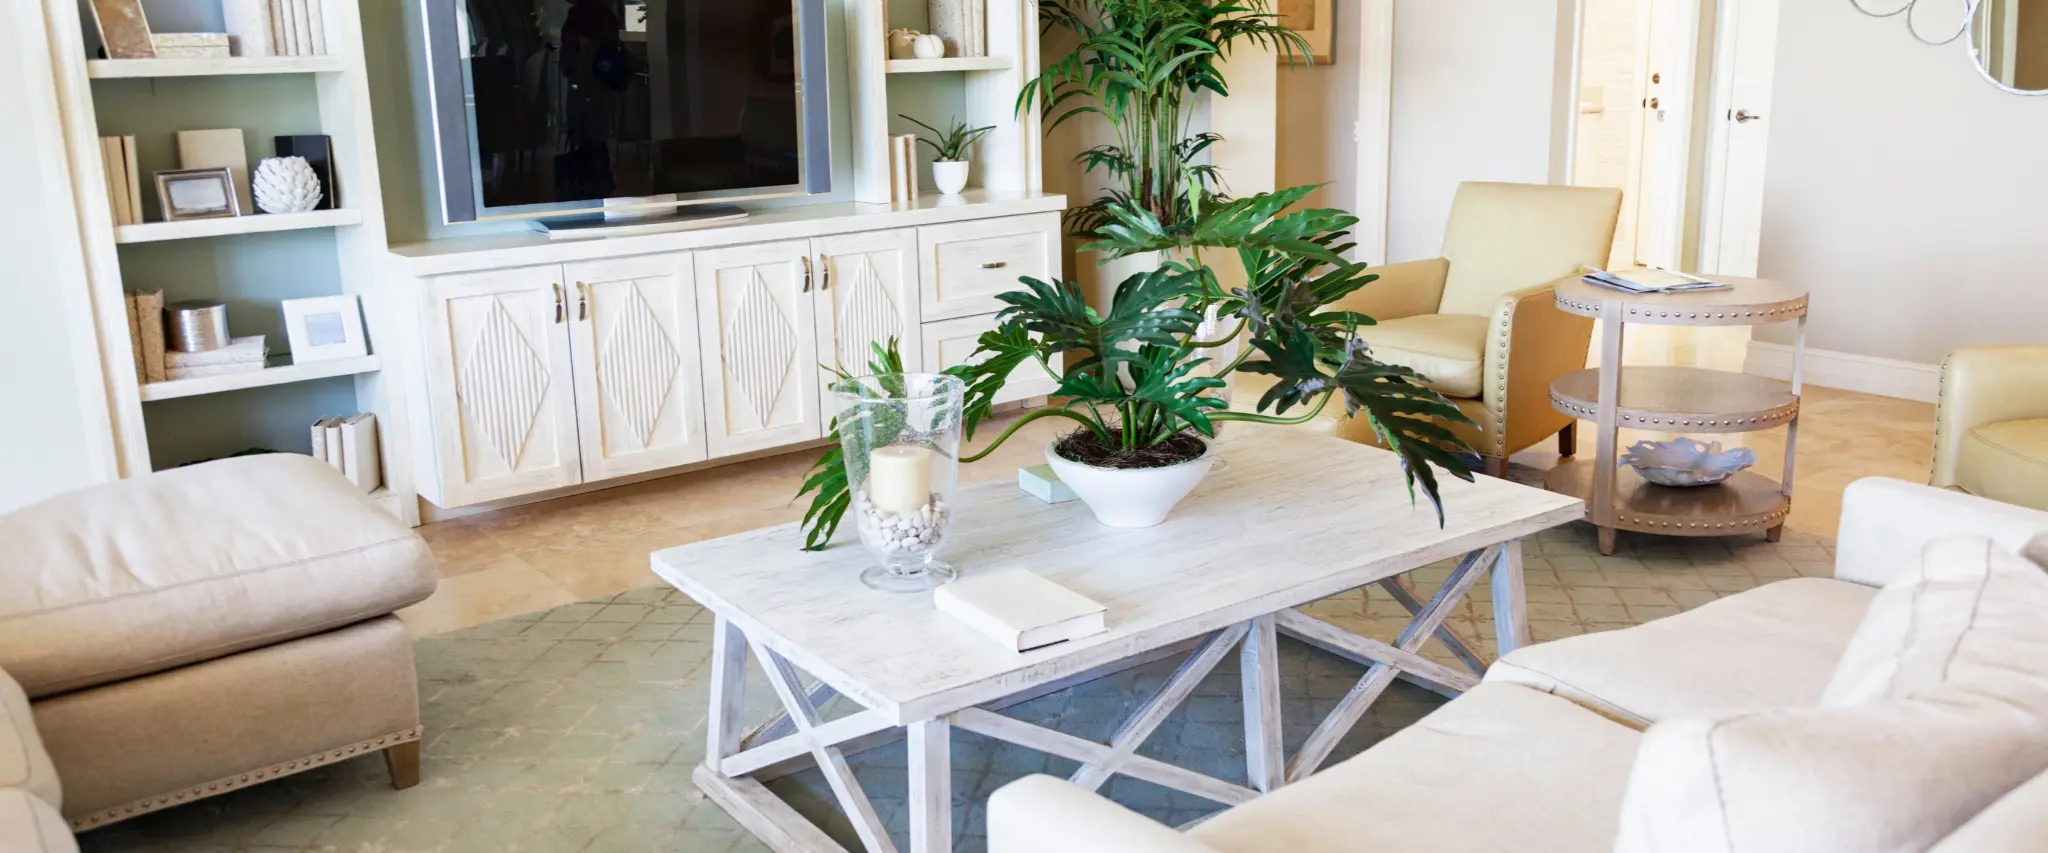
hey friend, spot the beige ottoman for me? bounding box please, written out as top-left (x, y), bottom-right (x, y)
top-left (0, 454), bottom-right (437, 830)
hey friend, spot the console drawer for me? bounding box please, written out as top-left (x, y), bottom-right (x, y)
top-left (920, 313), bottom-right (1060, 405)
top-left (917, 212), bottom-right (1061, 321)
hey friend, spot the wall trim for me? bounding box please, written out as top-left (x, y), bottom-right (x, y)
top-left (1744, 341), bottom-right (1941, 403)
top-left (1353, 0), bottom-right (1394, 265)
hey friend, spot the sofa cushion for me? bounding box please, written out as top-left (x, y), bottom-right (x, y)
top-left (0, 788), bottom-right (76, 853)
top-left (1615, 537), bottom-right (2048, 853)
top-left (1360, 314), bottom-right (1488, 398)
top-left (0, 668), bottom-right (58, 810)
top-left (0, 454), bottom-right (436, 698)
top-left (1485, 577), bottom-right (1873, 728)
top-left (1929, 768), bottom-right (2048, 852)
top-left (1189, 684), bottom-right (1638, 853)
top-left (1955, 419), bottom-right (2048, 512)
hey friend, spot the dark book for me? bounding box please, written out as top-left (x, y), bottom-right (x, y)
top-left (274, 135), bottom-right (336, 209)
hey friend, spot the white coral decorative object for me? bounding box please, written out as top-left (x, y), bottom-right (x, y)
top-left (1620, 437), bottom-right (1758, 487)
top-left (252, 156), bottom-right (323, 214)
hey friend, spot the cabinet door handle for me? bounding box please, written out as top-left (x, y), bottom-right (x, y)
top-left (820, 256), bottom-right (832, 291)
top-left (981, 261), bottom-right (1008, 269)
top-left (576, 281), bottom-right (589, 320)
top-left (552, 283), bottom-right (565, 323)
top-left (801, 255), bottom-right (813, 292)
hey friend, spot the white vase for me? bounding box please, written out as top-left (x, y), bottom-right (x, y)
top-left (1043, 439), bottom-right (1215, 528)
top-left (932, 160), bottom-right (970, 195)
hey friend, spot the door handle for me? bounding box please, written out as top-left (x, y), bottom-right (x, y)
top-left (575, 281), bottom-right (589, 320)
top-left (552, 283), bottom-right (564, 324)
top-left (1734, 109), bottom-right (1764, 123)
top-left (801, 255), bottom-right (813, 293)
top-left (981, 261), bottom-right (1008, 269)
top-left (820, 256), bottom-right (832, 291)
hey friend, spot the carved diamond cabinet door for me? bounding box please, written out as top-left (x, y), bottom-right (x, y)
top-left (424, 264), bottom-right (582, 506)
top-left (566, 253), bottom-right (708, 481)
top-left (694, 240), bottom-right (822, 458)
top-left (811, 229), bottom-right (922, 416)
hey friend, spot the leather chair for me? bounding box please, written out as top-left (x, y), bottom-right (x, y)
top-left (1933, 345), bottom-right (2048, 511)
top-left (1324, 182), bottom-right (1624, 477)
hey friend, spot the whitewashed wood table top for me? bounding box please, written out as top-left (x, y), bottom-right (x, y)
top-left (650, 427), bottom-right (1584, 724)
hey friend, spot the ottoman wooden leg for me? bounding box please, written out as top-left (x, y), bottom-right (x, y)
top-left (385, 741), bottom-right (421, 790)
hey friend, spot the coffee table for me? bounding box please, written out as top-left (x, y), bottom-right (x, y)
top-left (651, 428), bottom-right (1583, 853)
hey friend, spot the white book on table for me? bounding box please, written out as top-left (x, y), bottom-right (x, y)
top-left (934, 568), bottom-right (1107, 652)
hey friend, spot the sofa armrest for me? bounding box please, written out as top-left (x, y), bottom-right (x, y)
top-left (1327, 258), bottom-right (1450, 324)
top-left (1481, 277), bottom-right (1596, 456)
top-left (1933, 345), bottom-right (2048, 487)
top-left (1834, 477), bottom-right (2048, 588)
top-left (990, 775), bottom-right (1222, 853)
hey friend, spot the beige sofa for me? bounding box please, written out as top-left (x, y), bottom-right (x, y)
top-left (990, 477), bottom-right (2048, 852)
top-left (0, 455), bottom-right (436, 847)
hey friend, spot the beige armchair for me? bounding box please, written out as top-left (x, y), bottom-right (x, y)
top-left (1933, 345), bottom-right (2048, 511)
top-left (1327, 182), bottom-right (1623, 477)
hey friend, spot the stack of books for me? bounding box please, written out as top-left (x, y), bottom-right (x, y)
top-left (165, 336), bottom-right (268, 380)
top-left (1582, 268), bottom-right (1732, 294)
top-left (889, 134), bottom-right (920, 203)
top-left (98, 136), bottom-right (141, 227)
top-left (311, 413), bottom-right (381, 493)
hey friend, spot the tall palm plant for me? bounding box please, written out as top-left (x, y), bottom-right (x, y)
top-left (1022, 0), bottom-right (1309, 236)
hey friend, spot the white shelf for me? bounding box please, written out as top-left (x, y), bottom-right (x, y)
top-left (114, 209), bottom-right (363, 244)
top-left (138, 355), bottom-right (381, 402)
top-left (86, 56), bottom-right (347, 79)
top-left (887, 57), bottom-right (1013, 73)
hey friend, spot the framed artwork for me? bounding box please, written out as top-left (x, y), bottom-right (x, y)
top-left (153, 167), bottom-right (239, 220)
top-left (281, 295), bottom-right (369, 363)
top-left (1276, 0), bottom-right (1333, 64)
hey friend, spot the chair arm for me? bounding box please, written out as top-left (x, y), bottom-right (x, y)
top-left (1478, 277), bottom-right (1596, 456)
top-left (989, 776), bottom-right (1222, 853)
top-left (1833, 477), bottom-right (2048, 588)
top-left (1327, 258), bottom-right (1450, 324)
top-left (1933, 345), bottom-right (2048, 487)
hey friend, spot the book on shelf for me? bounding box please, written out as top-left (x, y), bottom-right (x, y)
top-left (163, 335), bottom-right (268, 379)
top-left (165, 362), bottom-right (266, 380)
top-left (1582, 268), bottom-right (1732, 294)
top-left (221, 0), bottom-right (273, 56)
top-left (340, 413), bottom-right (381, 493)
top-left (177, 129), bottom-right (253, 215)
top-left (304, 0), bottom-right (327, 54)
top-left (323, 417), bottom-right (345, 474)
top-left (291, 0), bottom-right (316, 57)
top-left (122, 294), bottom-right (143, 382)
top-left (100, 137), bottom-right (130, 227)
top-left (120, 137), bottom-right (141, 224)
top-left (129, 290), bottom-right (167, 383)
top-left (274, 136), bottom-right (336, 209)
top-left (934, 568), bottom-right (1107, 652)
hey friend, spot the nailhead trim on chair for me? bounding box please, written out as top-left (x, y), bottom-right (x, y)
top-left (1932, 353), bottom-right (1955, 482)
top-left (66, 727), bottom-right (424, 832)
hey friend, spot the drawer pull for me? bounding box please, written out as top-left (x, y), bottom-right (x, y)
top-left (980, 261), bottom-right (1009, 269)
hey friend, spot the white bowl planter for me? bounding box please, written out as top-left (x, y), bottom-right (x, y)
top-left (1044, 439), bottom-right (1215, 528)
top-left (932, 160), bottom-right (970, 195)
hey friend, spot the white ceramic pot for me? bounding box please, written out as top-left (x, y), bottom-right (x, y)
top-left (932, 160), bottom-right (970, 195)
top-left (1044, 439), bottom-right (1215, 528)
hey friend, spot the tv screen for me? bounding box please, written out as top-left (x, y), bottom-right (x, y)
top-left (426, 0), bottom-right (830, 223)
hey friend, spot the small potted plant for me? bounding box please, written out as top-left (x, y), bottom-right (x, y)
top-left (900, 115), bottom-right (994, 195)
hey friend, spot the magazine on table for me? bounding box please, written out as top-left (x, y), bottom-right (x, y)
top-left (1582, 267), bottom-right (1733, 294)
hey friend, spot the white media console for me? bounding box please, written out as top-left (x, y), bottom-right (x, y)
top-left (380, 190), bottom-right (1067, 513)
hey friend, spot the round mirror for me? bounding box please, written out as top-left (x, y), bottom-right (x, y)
top-left (1971, 0), bottom-right (2048, 94)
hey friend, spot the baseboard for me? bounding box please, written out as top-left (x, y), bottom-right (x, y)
top-left (1744, 342), bottom-right (1941, 403)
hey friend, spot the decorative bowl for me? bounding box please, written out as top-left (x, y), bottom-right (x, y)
top-left (1619, 437), bottom-right (1757, 487)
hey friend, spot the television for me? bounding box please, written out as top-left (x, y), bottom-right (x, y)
top-left (422, 0), bottom-right (832, 234)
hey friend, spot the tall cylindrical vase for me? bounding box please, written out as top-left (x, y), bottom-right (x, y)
top-left (832, 373), bottom-right (966, 593)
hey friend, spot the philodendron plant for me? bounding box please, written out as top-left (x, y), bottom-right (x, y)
top-left (793, 186), bottom-right (1479, 550)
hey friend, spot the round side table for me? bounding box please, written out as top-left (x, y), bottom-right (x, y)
top-left (1545, 275), bottom-right (1810, 555)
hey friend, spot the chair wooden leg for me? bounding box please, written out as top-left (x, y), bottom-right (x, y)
top-left (1557, 422), bottom-right (1577, 458)
top-left (1483, 456), bottom-right (1510, 479)
top-left (1766, 524), bottom-right (1785, 543)
top-left (384, 741), bottom-right (421, 790)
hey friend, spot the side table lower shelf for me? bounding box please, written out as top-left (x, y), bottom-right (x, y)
top-left (1545, 459), bottom-right (1789, 543)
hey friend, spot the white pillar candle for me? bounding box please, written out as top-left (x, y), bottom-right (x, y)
top-left (867, 445), bottom-right (934, 514)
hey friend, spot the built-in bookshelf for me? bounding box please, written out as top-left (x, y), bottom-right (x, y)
top-left (37, 0), bottom-right (416, 523)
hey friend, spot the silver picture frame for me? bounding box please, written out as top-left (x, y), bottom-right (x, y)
top-left (154, 166), bottom-right (240, 221)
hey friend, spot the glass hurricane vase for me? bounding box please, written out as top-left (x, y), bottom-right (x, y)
top-left (831, 373), bottom-right (964, 593)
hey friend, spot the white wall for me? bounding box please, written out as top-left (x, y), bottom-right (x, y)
top-left (0, 2), bottom-right (112, 511)
top-left (1753, 3), bottom-right (2048, 363)
top-left (1386, 0), bottom-right (1575, 262)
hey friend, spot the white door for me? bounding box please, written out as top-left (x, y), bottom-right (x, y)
top-left (696, 240), bottom-right (823, 457)
top-left (813, 229), bottom-right (922, 402)
top-left (421, 264), bottom-right (582, 506)
top-left (919, 313), bottom-right (1059, 405)
top-left (567, 252), bottom-right (708, 481)
top-left (1697, 0), bottom-right (1780, 277)
top-left (1634, 0), bottom-right (1701, 271)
